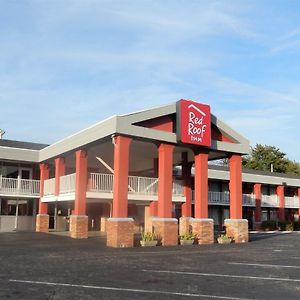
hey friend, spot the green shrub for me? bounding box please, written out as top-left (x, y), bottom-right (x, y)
top-left (293, 221), bottom-right (300, 231)
top-left (217, 234), bottom-right (232, 241)
top-left (141, 231), bottom-right (156, 241)
top-left (286, 222), bottom-right (294, 231)
top-left (278, 221), bottom-right (294, 231)
top-left (261, 220), bottom-right (277, 231)
top-left (180, 233), bottom-right (195, 240)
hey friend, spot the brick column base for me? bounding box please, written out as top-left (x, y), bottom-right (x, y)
top-left (36, 214), bottom-right (49, 233)
top-left (106, 218), bottom-right (134, 248)
top-left (70, 215), bottom-right (88, 239)
top-left (100, 217), bottom-right (108, 232)
top-left (152, 218), bottom-right (178, 246)
top-left (225, 219), bottom-right (248, 243)
top-left (253, 222), bottom-right (261, 231)
top-left (179, 217), bottom-right (192, 236)
top-left (191, 218), bottom-right (214, 244)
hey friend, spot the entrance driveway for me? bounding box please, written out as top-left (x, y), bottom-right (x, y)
top-left (1, 231), bottom-right (300, 299)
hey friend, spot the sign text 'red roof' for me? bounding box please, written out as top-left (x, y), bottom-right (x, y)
top-left (177, 99), bottom-right (211, 147)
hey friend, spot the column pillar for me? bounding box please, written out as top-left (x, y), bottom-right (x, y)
top-left (107, 135), bottom-right (134, 247)
top-left (181, 152), bottom-right (192, 218)
top-left (253, 183), bottom-right (262, 230)
top-left (180, 153), bottom-right (193, 236)
top-left (191, 151), bottom-right (214, 244)
top-left (70, 150), bottom-right (88, 239)
top-left (54, 157), bottom-right (65, 196)
top-left (36, 163), bottom-right (50, 233)
top-left (225, 154), bottom-right (248, 243)
top-left (152, 143), bottom-right (178, 246)
top-left (277, 185), bottom-right (285, 222)
top-left (144, 201), bottom-right (158, 232)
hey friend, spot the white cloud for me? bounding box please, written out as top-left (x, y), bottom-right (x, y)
top-left (1, 0), bottom-right (300, 163)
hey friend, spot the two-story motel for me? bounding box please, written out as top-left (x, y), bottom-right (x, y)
top-left (0, 100), bottom-right (300, 247)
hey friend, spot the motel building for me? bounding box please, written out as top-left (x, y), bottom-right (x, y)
top-left (0, 100), bottom-right (300, 247)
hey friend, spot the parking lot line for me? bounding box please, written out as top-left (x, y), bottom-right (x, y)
top-left (228, 262), bottom-right (300, 269)
top-left (8, 279), bottom-right (251, 300)
top-left (142, 269), bottom-right (300, 283)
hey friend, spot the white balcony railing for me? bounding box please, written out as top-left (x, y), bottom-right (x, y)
top-left (173, 180), bottom-right (184, 196)
top-left (208, 191), bottom-right (230, 205)
top-left (261, 195), bottom-right (279, 207)
top-left (60, 173), bottom-right (76, 194)
top-left (88, 173), bottom-right (114, 193)
top-left (87, 173), bottom-right (184, 197)
top-left (242, 193), bottom-right (255, 206)
top-left (0, 177), bottom-right (40, 196)
top-left (128, 176), bottom-right (159, 195)
top-left (285, 196), bottom-right (300, 208)
top-left (44, 178), bottom-right (55, 196)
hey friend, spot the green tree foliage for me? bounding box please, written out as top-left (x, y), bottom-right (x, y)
top-left (242, 144), bottom-right (300, 175)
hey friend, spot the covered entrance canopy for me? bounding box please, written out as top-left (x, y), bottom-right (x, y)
top-left (37, 100), bottom-right (250, 247)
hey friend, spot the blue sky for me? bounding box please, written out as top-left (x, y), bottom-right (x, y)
top-left (1, 0), bottom-right (300, 161)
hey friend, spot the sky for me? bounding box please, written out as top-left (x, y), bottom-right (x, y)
top-left (1, 0), bottom-right (300, 161)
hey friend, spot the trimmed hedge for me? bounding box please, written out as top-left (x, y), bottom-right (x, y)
top-left (278, 221), bottom-right (294, 231)
top-left (261, 220), bottom-right (277, 231)
top-left (293, 221), bottom-right (300, 231)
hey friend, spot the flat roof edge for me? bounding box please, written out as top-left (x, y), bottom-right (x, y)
top-left (39, 116), bottom-right (118, 161)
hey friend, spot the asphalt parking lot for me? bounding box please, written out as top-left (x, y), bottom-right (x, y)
top-left (1, 231), bottom-right (300, 300)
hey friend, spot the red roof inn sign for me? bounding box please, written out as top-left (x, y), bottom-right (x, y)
top-left (177, 99), bottom-right (211, 147)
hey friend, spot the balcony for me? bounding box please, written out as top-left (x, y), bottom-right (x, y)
top-left (207, 192), bottom-right (255, 206)
top-left (42, 173), bottom-right (185, 202)
top-left (285, 196), bottom-right (299, 208)
top-left (261, 195), bottom-right (279, 207)
top-left (208, 191), bottom-right (229, 205)
top-left (242, 194), bottom-right (255, 206)
top-left (0, 176), bottom-right (40, 198)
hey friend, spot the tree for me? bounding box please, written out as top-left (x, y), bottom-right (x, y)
top-left (242, 144), bottom-right (300, 175)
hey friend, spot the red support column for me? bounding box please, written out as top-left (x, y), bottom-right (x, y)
top-left (157, 143), bottom-right (174, 218)
top-left (150, 201), bottom-right (158, 216)
top-left (254, 183), bottom-right (262, 230)
top-left (225, 154), bottom-right (248, 243)
top-left (112, 136), bottom-right (132, 218)
top-left (181, 152), bottom-right (192, 218)
top-left (36, 163), bottom-right (50, 232)
top-left (229, 155), bottom-right (243, 219)
top-left (74, 150), bottom-right (88, 215)
top-left (191, 151), bottom-right (213, 244)
top-left (107, 135), bottom-right (134, 247)
top-left (277, 185), bottom-right (285, 222)
top-left (194, 152), bottom-right (208, 219)
top-left (70, 150), bottom-right (88, 239)
top-left (38, 163), bottom-right (49, 214)
top-left (54, 157), bottom-right (66, 196)
top-left (152, 143), bottom-right (178, 246)
top-left (254, 184), bottom-right (262, 221)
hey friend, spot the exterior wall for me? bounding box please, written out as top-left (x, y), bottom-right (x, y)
top-left (0, 216), bottom-right (36, 232)
top-left (0, 161), bottom-right (40, 180)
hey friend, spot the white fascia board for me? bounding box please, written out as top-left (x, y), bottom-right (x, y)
top-left (242, 173), bottom-right (300, 187)
top-left (120, 103), bottom-right (176, 123)
top-left (210, 140), bottom-right (250, 155)
top-left (208, 169), bottom-right (230, 181)
top-left (39, 116), bottom-right (117, 162)
top-left (119, 104), bottom-right (249, 155)
top-left (208, 168), bottom-right (300, 187)
top-left (117, 115), bottom-right (249, 155)
top-left (0, 146), bottom-right (39, 162)
top-left (116, 116), bottom-right (176, 143)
